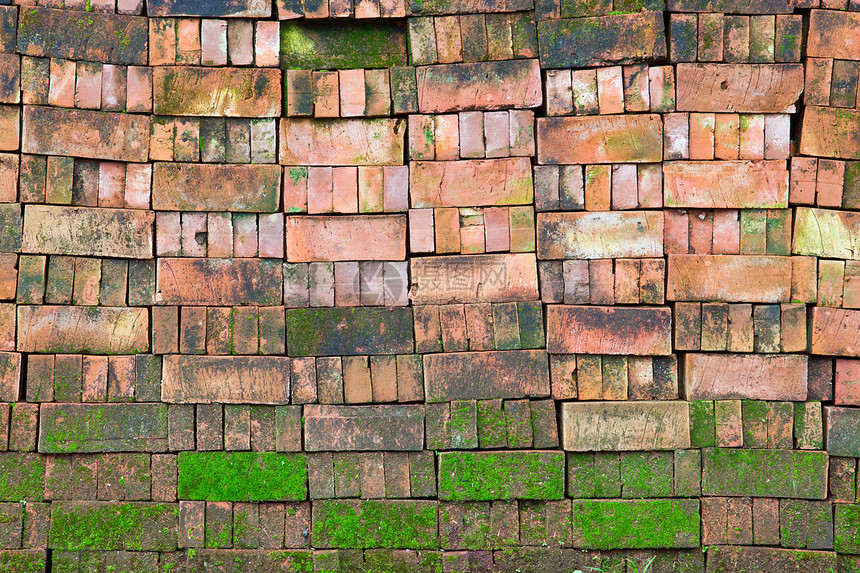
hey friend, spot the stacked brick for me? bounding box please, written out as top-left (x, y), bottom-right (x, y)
top-left (1, 0), bottom-right (860, 571)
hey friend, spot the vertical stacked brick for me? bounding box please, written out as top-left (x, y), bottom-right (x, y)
top-left (0, 0), bottom-right (859, 571)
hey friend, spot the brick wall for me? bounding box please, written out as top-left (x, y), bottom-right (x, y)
top-left (0, 0), bottom-right (859, 571)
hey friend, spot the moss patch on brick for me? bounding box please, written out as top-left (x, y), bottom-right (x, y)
top-left (0, 453), bottom-right (45, 502)
top-left (571, 499), bottom-right (700, 549)
top-left (438, 451), bottom-right (565, 501)
top-left (177, 452), bottom-right (307, 502)
top-left (48, 502), bottom-right (178, 551)
top-left (312, 500), bottom-right (438, 549)
top-left (280, 20), bottom-right (407, 70)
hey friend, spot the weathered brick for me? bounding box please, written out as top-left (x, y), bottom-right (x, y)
top-left (178, 452), bottom-right (306, 501)
top-left (676, 64), bottom-right (803, 113)
top-left (286, 215), bottom-right (406, 262)
top-left (39, 403), bottom-right (168, 453)
top-left (49, 501), bottom-right (177, 551)
top-left (438, 451), bottom-right (564, 501)
top-left (0, 453), bottom-right (44, 501)
top-left (156, 258), bottom-right (283, 306)
top-left (683, 354), bottom-right (807, 400)
top-left (667, 254), bottom-right (792, 302)
top-left (18, 305), bottom-right (148, 354)
top-left (538, 12), bottom-right (667, 68)
top-left (416, 60), bottom-right (540, 113)
top-left (280, 118), bottom-right (405, 166)
top-left (17, 8), bottom-right (148, 65)
top-left (281, 21), bottom-right (407, 70)
top-left (23, 106), bottom-right (150, 162)
top-left (810, 307), bottom-right (860, 357)
top-left (702, 448), bottom-right (828, 499)
top-left (410, 254), bottom-right (539, 304)
top-left (547, 306), bottom-right (671, 356)
top-left (304, 405), bottom-right (424, 451)
top-left (663, 160), bottom-right (788, 208)
top-left (537, 212), bottom-right (663, 260)
top-left (286, 307), bottom-right (412, 356)
top-left (153, 67), bottom-right (280, 117)
top-left (162, 356), bottom-right (290, 404)
top-left (537, 115), bottom-right (662, 164)
top-left (562, 401), bottom-right (690, 451)
top-left (807, 9), bottom-right (860, 60)
top-left (152, 164), bottom-right (280, 212)
top-left (836, 504), bottom-right (860, 554)
top-left (312, 500), bottom-right (437, 549)
top-left (571, 499), bottom-right (699, 549)
top-left (799, 106), bottom-right (860, 160)
top-left (148, 0), bottom-right (270, 16)
top-left (410, 158), bottom-right (532, 208)
top-left (21, 205), bottom-right (153, 259)
top-left (423, 350), bottom-right (549, 402)
top-left (793, 208), bottom-right (860, 260)
top-left (705, 546), bottom-right (836, 573)
top-left (826, 406), bottom-right (860, 457)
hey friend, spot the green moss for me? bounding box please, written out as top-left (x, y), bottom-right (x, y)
top-left (438, 451), bottom-right (565, 501)
top-left (688, 400), bottom-right (715, 448)
top-left (178, 452), bottom-right (307, 502)
top-left (571, 499), bottom-right (700, 549)
top-left (0, 551), bottom-right (47, 572)
top-left (49, 502), bottom-right (177, 551)
top-left (280, 21), bottom-right (407, 70)
top-left (619, 452), bottom-right (673, 498)
top-left (702, 448), bottom-right (828, 498)
top-left (286, 307), bottom-right (413, 357)
top-left (313, 500), bottom-right (437, 549)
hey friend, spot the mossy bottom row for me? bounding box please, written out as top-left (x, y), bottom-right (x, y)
top-left (2, 545), bottom-right (859, 573)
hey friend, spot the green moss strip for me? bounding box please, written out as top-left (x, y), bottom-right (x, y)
top-left (312, 500), bottom-right (438, 549)
top-left (178, 452), bottom-right (307, 502)
top-left (571, 499), bottom-right (700, 549)
top-left (438, 451), bottom-right (565, 501)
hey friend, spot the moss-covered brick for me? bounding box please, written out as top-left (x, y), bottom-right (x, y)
top-left (570, 499), bottom-right (700, 549)
top-left (51, 550), bottom-right (160, 572)
top-left (702, 448), bottom-right (828, 499)
top-left (38, 403), bottom-right (168, 454)
top-left (619, 452), bottom-right (673, 498)
top-left (177, 452), bottom-right (307, 502)
top-left (0, 550), bottom-right (46, 573)
top-left (516, 301), bottom-right (544, 349)
top-left (280, 21), bottom-right (407, 70)
top-left (689, 400), bottom-right (716, 447)
top-left (844, 161), bottom-right (860, 210)
top-left (0, 204), bottom-right (21, 253)
top-left (147, 0), bottom-right (271, 17)
top-left (185, 549), bottom-right (314, 572)
top-left (566, 452), bottom-right (621, 499)
top-left (836, 504), bottom-right (860, 554)
top-left (705, 545), bottom-right (837, 573)
top-left (438, 451), bottom-right (565, 501)
top-left (48, 501), bottom-right (178, 551)
top-left (779, 499), bottom-right (833, 550)
top-left (286, 307), bottom-right (414, 357)
top-left (389, 67), bottom-right (418, 114)
top-left (439, 501), bottom-right (492, 550)
top-left (312, 500), bottom-right (438, 549)
top-left (16, 7), bottom-right (147, 65)
top-left (742, 399), bottom-right (769, 448)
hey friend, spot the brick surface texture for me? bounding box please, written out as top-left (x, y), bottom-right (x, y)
top-left (0, 0), bottom-right (858, 570)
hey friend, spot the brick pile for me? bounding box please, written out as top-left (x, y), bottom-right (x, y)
top-left (0, 0), bottom-right (859, 571)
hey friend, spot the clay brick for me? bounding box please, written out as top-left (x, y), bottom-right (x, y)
top-left (23, 204), bottom-right (154, 259)
top-left (538, 12), bottom-right (667, 68)
top-left (663, 160), bottom-right (788, 208)
top-left (416, 60), bottom-right (541, 113)
top-left (18, 305), bottom-right (148, 354)
top-left (410, 253), bottom-right (538, 304)
top-left (562, 401), bottom-right (690, 451)
top-left (800, 106), bottom-right (860, 160)
top-left (684, 354), bottom-right (807, 400)
top-left (807, 9), bottom-right (860, 60)
top-left (702, 448), bottom-right (827, 499)
top-left (538, 114), bottom-right (662, 165)
top-left (811, 307), bottom-right (860, 357)
top-left (410, 158), bottom-right (532, 208)
top-left (154, 163), bottom-right (281, 213)
top-left (676, 64), bottom-right (803, 112)
top-left (537, 211), bottom-right (663, 260)
top-left (280, 118), bottom-right (405, 166)
top-left (163, 356), bottom-right (289, 404)
top-left (39, 403), bottom-right (167, 453)
top-left (148, 0), bottom-right (270, 16)
top-left (156, 258), bottom-right (282, 306)
top-left (547, 306), bottom-right (671, 356)
top-left (22, 106), bottom-right (150, 162)
top-left (154, 67), bottom-right (280, 117)
top-left (424, 350), bottom-right (549, 403)
top-left (304, 404), bottom-right (424, 451)
top-left (667, 254), bottom-right (791, 302)
top-left (286, 214), bottom-right (405, 262)
top-left (793, 207), bottom-right (860, 260)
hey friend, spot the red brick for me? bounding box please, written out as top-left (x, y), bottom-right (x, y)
top-left (416, 59), bottom-right (541, 113)
top-left (75, 61), bottom-right (102, 110)
top-left (537, 115), bottom-right (662, 164)
top-left (676, 63), bottom-right (804, 112)
top-left (807, 9), bottom-right (860, 60)
top-left (561, 401), bottom-right (690, 451)
top-left (18, 305), bottom-right (148, 354)
top-left (739, 114), bottom-right (764, 160)
top-left (410, 157), bottom-right (531, 208)
top-left (339, 69), bottom-right (366, 118)
top-left (254, 21), bottom-right (280, 67)
top-left (155, 258), bottom-right (282, 306)
top-left (81, 355), bottom-right (108, 403)
top-left (547, 306), bottom-right (672, 356)
top-left (423, 349), bottom-right (549, 402)
top-left (800, 106), bottom-right (860, 160)
top-left (163, 356), bottom-right (290, 404)
top-left (667, 254), bottom-right (792, 302)
top-left (154, 67), bottom-right (280, 117)
top-left (280, 118), bottom-right (405, 166)
top-left (684, 353), bottom-right (807, 400)
top-left (409, 253), bottom-right (538, 304)
top-left (537, 211), bottom-right (663, 260)
top-left (304, 404), bottom-right (424, 451)
top-left (286, 215), bottom-right (405, 262)
top-left (793, 208), bottom-right (860, 260)
top-left (22, 106), bottom-right (149, 162)
top-left (663, 112), bottom-right (689, 160)
top-left (663, 160), bottom-right (788, 208)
